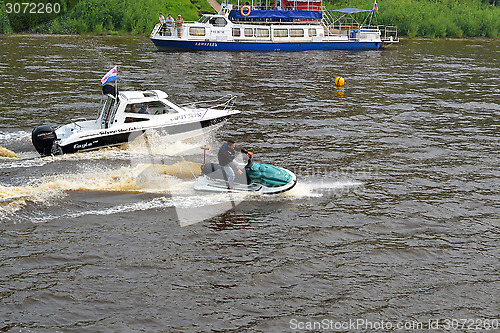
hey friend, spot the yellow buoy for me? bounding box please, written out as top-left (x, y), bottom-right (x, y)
top-left (335, 76), bottom-right (345, 87)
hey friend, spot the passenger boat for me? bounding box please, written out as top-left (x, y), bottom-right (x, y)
top-left (150, 0), bottom-right (398, 52)
top-left (31, 85), bottom-right (239, 156)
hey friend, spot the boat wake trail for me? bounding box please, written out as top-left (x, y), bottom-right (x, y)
top-left (0, 146), bottom-right (20, 158)
top-left (0, 130), bottom-right (30, 158)
top-left (30, 196), bottom-right (177, 224)
top-left (0, 132), bottom-right (362, 225)
top-left (0, 162), bottom-right (192, 215)
top-left (123, 130), bottom-right (211, 157)
top-left (286, 179), bottom-right (363, 198)
top-left (0, 169), bottom-right (363, 224)
top-left (0, 130), bottom-right (30, 144)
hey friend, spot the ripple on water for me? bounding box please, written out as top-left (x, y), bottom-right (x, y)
top-left (0, 37), bottom-right (499, 331)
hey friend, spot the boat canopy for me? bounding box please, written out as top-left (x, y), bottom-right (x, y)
top-left (329, 8), bottom-right (373, 14)
top-left (229, 9), bottom-right (322, 20)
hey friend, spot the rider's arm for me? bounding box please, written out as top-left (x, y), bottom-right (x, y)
top-left (237, 145), bottom-right (249, 155)
top-left (228, 160), bottom-right (240, 169)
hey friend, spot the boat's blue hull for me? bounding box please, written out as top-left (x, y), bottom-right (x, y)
top-left (151, 39), bottom-right (382, 52)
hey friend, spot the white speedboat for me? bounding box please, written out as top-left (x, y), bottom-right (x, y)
top-left (32, 85), bottom-right (239, 156)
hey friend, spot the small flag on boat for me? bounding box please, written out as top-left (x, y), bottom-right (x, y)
top-left (101, 66), bottom-right (117, 86)
top-left (373, 0), bottom-right (378, 13)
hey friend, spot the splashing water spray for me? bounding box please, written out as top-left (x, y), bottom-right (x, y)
top-left (0, 147), bottom-right (20, 158)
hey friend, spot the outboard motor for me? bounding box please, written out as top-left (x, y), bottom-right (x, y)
top-left (32, 125), bottom-right (61, 156)
top-left (102, 84), bottom-right (117, 97)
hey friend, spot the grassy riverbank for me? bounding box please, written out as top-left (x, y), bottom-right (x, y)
top-left (1, 0), bottom-right (499, 37)
top-left (331, 0), bottom-right (499, 38)
top-left (0, 0), bottom-right (212, 35)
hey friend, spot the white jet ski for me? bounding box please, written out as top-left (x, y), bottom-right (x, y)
top-left (194, 149), bottom-right (297, 194)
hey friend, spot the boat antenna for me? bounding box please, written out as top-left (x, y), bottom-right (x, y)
top-left (201, 145), bottom-right (210, 165)
top-left (115, 65), bottom-right (118, 97)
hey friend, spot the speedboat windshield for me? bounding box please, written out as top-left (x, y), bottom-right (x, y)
top-left (99, 95), bottom-right (117, 128)
top-left (198, 15), bottom-right (210, 23)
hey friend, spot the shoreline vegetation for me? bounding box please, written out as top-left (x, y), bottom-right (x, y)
top-left (0, 0), bottom-right (499, 38)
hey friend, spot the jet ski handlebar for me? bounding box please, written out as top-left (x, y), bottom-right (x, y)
top-left (245, 152), bottom-right (254, 169)
top-left (200, 145), bottom-right (253, 166)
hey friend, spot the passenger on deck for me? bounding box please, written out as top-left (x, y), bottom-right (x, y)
top-left (165, 14), bottom-right (174, 36)
top-left (159, 13), bottom-right (166, 35)
top-left (176, 15), bottom-right (184, 38)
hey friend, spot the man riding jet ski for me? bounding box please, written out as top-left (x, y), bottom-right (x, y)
top-left (218, 138), bottom-right (250, 190)
top-left (193, 138), bottom-right (297, 194)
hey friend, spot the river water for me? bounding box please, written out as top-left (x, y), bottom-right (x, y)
top-left (0, 36), bottom-right (499, 332)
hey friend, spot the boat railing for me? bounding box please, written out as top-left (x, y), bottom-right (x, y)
top-left (70, 117), bottom-right (89, 130)
top-left (152, 22), bottom-right (198, 38)
top-left (228, 17), bottom-right (323, 25)
top-left (151, 23), bottom-right (161, 38)
top-left (358, 25), bottom-right (382, 32)
top-left (379, 25), bottom-right (399, 43)
top-left (323, 25), bottom-right (379, 37)
top-left (321, 7), bottom-right (336, 29)
top-left (180, 94), bottom-right (237, 113)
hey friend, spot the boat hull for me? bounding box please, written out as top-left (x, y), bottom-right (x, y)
top-left (193, 163), bottom-right (297, 194)
top-left (58, 116), bottom-right (231, 154)
top-left (193, 174), bottom-right (297, 194)
top-left (151, 38), bottom-right (381, 52)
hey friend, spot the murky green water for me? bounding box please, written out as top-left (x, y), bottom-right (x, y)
top-left (0, 36), bottom-right (499, 332)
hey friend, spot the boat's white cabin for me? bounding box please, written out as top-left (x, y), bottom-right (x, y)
top-left (152, 13), bottom-right (327, 43)
top-left (97, 90), bottom-right (185, 129)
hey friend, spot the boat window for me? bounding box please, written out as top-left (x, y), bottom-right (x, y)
top-left (189, 27), bottom-right (206, 36)
top-left (274, 29), bottom-right (288, 38)
top-left (290, 29), bottom-right (304, 37)
top-left (124, 101), bottom-right (176, 116)
top-left (209, 17), bottom-right (227, 27)
top-left (232, 28), bottom-right (241, 37)
top-left (308, 28), bottom-right (317, 37)
top-left (256, 28), bottom-right (269, 37)
top-left (124, 102), bottom-right (156, 123)
top-left (149, 101), bottom-right (178, 115)
top-left (125, 117), bottom-right (149, 123)
top-left (198, 16), bottom-right (209, 24)
top-left (125, 104), bottom-right (139, 113)
top-left (244, 28), bottom-right (254, 37)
